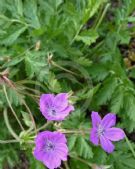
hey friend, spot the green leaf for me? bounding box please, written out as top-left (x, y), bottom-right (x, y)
top-left (122, 158), bottom-right (135, 168)
top-left (76, 136), bottom-right (93, 159)
top-left (7, 88), bottom-right (20, 106)
top-left (2, 57), bottom-right (24, 68)
top-left (95, 77), bottom-right (117, 105)
top-left (73, 56), bottom-right (92, 66)
top-left (2, 26), bottom-right (27, 45)
top-left (54, 0), bottom-right (63, 9)
top-left (15, 0), bottom-right (23, 16)
top-left (119, 30), bottom-right (131, 44)
top-left (76, 29), bottom-right (98, 45)
top-left (124, 94), bottom-right (135, 121)
top-left (89, 63), bottom-right (110, 81)
top-left (25, 56), bottom-right (35, 78)
top-left (47, 73), bottom-right (61, 93)
top-left (128, 16), bottom-right (135, 22)
top-left (24, 0), bottom-right (40, 28)
top-left (68, 135), bottom-right (77, 151)
top-left (92, 147), bottom-right (107, 164)
top-left (25, 52), bottom-right (48, 80)
top-left (110, 86), bottom-right (124, 113)
top-left (83, 0), bottom-right (107, 23)
top-left (21, 111), bottom-right (33, 127)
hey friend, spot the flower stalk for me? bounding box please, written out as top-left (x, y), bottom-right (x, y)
top-left (3, 85), bottom-right (24, 131)
top-left (3, 108), bottom-right (20, 141)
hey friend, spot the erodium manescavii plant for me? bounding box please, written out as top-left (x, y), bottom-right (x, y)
top-left (1, 0), bottom-right (135, 169)
top-left (33, 99), bottom-right (126, 168)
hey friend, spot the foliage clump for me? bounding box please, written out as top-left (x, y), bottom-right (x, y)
top-left (0, 0), bottom-right (135, 168)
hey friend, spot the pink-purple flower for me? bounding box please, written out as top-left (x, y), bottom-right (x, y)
top-left (90, 111), bottom-right (125, 153)
top-left (40, 93), bottom-right (74, 121)
top-left (34, 131), bottom-right (68, 169)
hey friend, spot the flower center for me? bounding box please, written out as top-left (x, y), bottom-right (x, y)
top-left (48, 107), bottom-right (57, 116)
top-left (45, 141), bottom-right (55, 152)
top-left (51, 109), bottom-right (56, 115)
top-left (97, 125), bottom-right (104, 137)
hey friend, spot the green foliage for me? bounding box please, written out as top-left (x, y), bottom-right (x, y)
top-left (27, 151), bottom-right (45, 169)
top-left (110, 86), bottom-right (124, 113)
top-left (108, 141), bottom-right (135, 169)
top-left (76, 136), bottom-right (93, 159)
top-left (0, 0), bottom-right (135, 168)
top-left (76, 29), bottom-right (99, 45)
top-left (68, 135), bottom-right (77, 151)
top-left (0, 145), bottom-right (19, 169)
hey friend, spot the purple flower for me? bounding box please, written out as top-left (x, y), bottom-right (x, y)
top-left (40, 93), bottom-right (74, 121)
top-left (34, 131), bottom-right (68, 169)
top-left (90, 111), bottom-right (125, 153)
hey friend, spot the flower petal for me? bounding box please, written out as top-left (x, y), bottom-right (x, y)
top-left (61, 105), bottom-right (74, 115)
top-left (43, 153), bottom-right (61, 169)
top-left (101, 113), bottom-right (116, 128)
top-left (91, 111), bottom-right (101, 128)
top-left (90, 128), bottom-right (99, 145)
top-left (48, 105), bottom-right (74, 121)
top-left (104, 127), bottom-right (125, 141)
top-left (100, 135), bottom-right (115, 153)
top-left (54, 93), bottom-right (68, 110)
top-left (55, 145), bottom-right (68, 161)
top-left (40, 94), bottom-right (54, 113)
top-left (33, 149), bottom-right (44, 161)
top-left (52, 132), bottom-right (67, 143)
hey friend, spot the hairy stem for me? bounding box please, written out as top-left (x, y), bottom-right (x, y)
top-left (63, 161), bottom-right (70, 169)
top-left (30, 121), bottom-right (52, 135)
top-left (3, 85), bottom-right (24, 131)
top-left (3, 108), bottom-right (20, 141)
top-left (57, 129), bottom-right (90, 135)
top-left (51, 61), bottom-right (78, 76)
top-left (22, 101), bottom-right (37, 133)
top-left (0, 139), bottom-right (19, 144)
top-left (70, 24), bottom-right (83, 45)
top-left (95, 3), bottom-right (110, 30)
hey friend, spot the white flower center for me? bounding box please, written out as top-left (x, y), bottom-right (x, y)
top-left (97, 125), bottom-right (104, 137)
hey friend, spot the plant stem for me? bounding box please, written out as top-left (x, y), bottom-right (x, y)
top-left (95, 3), bottom-right (110, 30)
top-left (3, 108), bottom-right (20, 141)
top-left (70, 24), bottom-right (83, 45)
top-left (3, 85), bottom-right (24, 131)
top-left (30, 121), bottom-right (52, 135)
top-left (16, 79), bottom-right (47, 91)
top-left (69, 154), bottom-right (92, 167)
top-left (125, 135), bottom-right (135, 159)
top-left (22, 101), bottom-right (37, 133)
top-left (57, 129), bottom-right (90, 135)
top-left (0, 139), bottom-right (19, 144)
top-left (63, 161), bottom-right (70, 169)
top-left (51, 61), bottom-right (78, 76)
